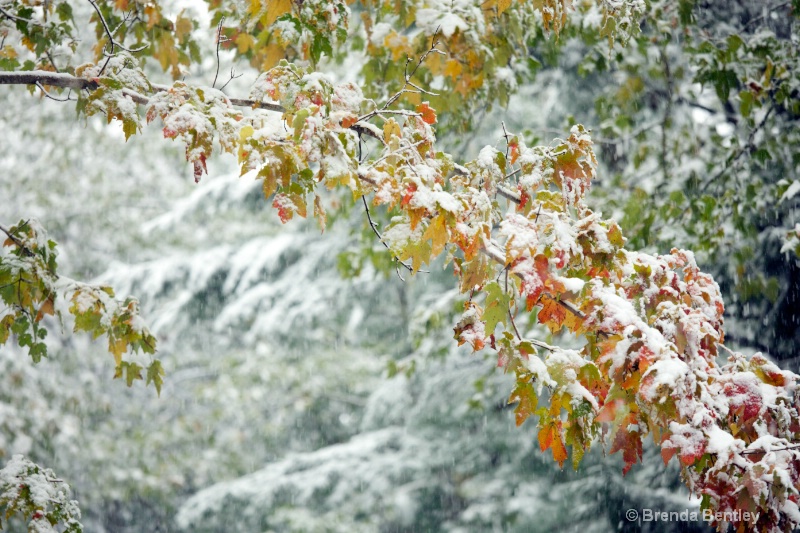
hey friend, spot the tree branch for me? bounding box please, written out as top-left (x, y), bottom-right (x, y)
top-left (0, 71), bottom-right (98, 90)
top-left (0, 4), bottom-right (42, 26)
top-left (0, 70), bottom-right (382, 142)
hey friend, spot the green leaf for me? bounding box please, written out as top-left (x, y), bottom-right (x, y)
top-left (483, 281), bottom-right (510, 335)
top-left (146, 360), bottom-right (165, 396)
top-left (122, 118), bottom-right (138, 141)
top-left (30, 342), bottom-right (47, 363)
top-left (292, 108), bottom-right (310, 142)
top-left (56, 1), bottom-right (73, 21)
top-left (753, 148), bottom-right (772, 166)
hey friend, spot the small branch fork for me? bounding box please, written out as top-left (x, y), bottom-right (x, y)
top-left (207, 20), bottom-right (243, 91)
top-left (357, 27), bottom-right (445, 123)
top-left (0, 223), bottom-right (26, 251)
top-left (741, 443), bottom-right (800, 455)
top-left (86, 0), bottom-right (147, 75)
top-left (700, 103), bottom-right (775, 192)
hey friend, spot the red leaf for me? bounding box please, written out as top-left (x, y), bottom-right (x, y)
top-left (401, 183), bottom-right (417, 206)
top-left (610, 414), bottom-right (643, 475)
top-left (193, 156), bottom-right (207, 183)
top-left (416, 102), bottom-right (437, 125)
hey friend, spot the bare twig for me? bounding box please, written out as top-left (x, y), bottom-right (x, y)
top-left (741, 443), bottom-right (800, 455)
top-left (212, 17), bottom-right (225, 88)
top-left (360, 196), bottom-right (420, 274)
top-left (508, 309), bottom-right (523, 340)
top-left (219, 66), bottom-right (242, 91)
top-left (502, 121), bottom-right (511, 160)
top-left (357, 27), bottom-right (444, 123)
top-left (658, 46), bottom-right (674, 184)
top-left (526, 337), bottom-right (558, 352)
top-left (744, 0), bottom-right (792, 29)
top-left (503, 167), bottom-right (522, 182)
top-left (701, 104), bottom-right (775, 192)
top-left (368, 139), bottom-right (426, 169)
top-left (0, 70), bottom-right (98, 90)
top-left (87, 0), bottom-right (147, 75)
top-left (35, 81), bottom-right (73, 101)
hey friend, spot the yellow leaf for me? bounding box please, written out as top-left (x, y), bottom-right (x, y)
top-left (314, 195), bottom-right (327, 232)
top-left (444, 59), bottom-right (463, 78)
top-left (247, 0), bottom-right (261, 17)
top-left (259, 43), bottom-right (285, 71)
top-left (109, 339), bottom-right (126, 366)
top-left (144, 5), bottom-right (161, 30)
top-left (484, 0), bottom-right (512, 16)
top-left (421, 215), bottom-right (448, 257)
top-left (265, 0), bottom-right (292, 26)
top-left (509, 381), bottom-right (537, 427)
top-left (383, 118), bottom-right (402, 143)
top-left (236, 33), bottom-right (255, 54)
top-left (175, 14), bottom-right (192, 42)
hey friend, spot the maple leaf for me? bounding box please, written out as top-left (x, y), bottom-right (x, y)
top-left (456, 255), bottom-right (493, 292)
top-left (609, 414), bottom-right (643, 474)
top-left (483, 281), bottom-right (510, 335)
top-left (383, 118), bottom-right (402, 143)
top-left (416, 102), bottom-right (437, 125)
top-left (421, 214), bottom-right (449, 257)
top-left (146, 360), bottom-right (165, 396)
top-left (537, 294), bottom-right (567, 333)
top-left (313, 195), bottom-right (327, 231)
top-left (340, 114), bottom-right (358, 129)
top-left (483, 0), bottom-right (513, 16)
top-left (509, 136), bottom-right (520, 164)
top-left (508, 380), bottom-right (537, 426)
top-left (399, 239), bottom-right (432, 273)
top-left (539, 421), bottom-right (568, 467)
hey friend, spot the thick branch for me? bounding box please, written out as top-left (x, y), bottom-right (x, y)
top-left (0, 71), bottom-right (98, 90)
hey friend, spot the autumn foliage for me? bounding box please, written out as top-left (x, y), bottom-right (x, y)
top-left (1, 0), bottom-right (799, 531)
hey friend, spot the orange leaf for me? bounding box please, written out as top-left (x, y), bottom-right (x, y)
top-left (538, 294), bottom-right (567, 333)
top-left (35, 297), bottom-right (55, 322)
top-left (595, 399), bottom-right (619, 423)
top-left (509, 140), bottom-right (520, 164)
top-left (416, 102), bottom-right (437, 125)
top-left (341, 114), bottom-right (358, 129)
top-left (551, 430), bottom-right (568, 468)
top-left (538, 424), bottom-right (554, 452)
